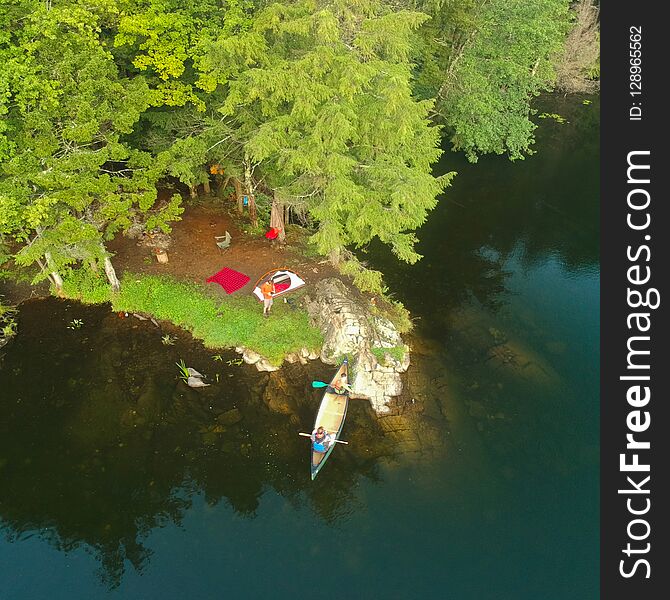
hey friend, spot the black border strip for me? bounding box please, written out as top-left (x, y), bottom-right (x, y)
top-left (601, 2), bottom-right (668, 596)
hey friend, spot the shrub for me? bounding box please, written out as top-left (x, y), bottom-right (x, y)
top-left (60, 269), bottom-right (112, 304)
top-left (371, 345), bottom-right (408, 366)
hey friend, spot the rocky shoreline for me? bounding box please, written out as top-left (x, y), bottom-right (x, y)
top-left (236, 277), bottom-right (410, 414)
top-left (2, 275), bottom-right (411, 416)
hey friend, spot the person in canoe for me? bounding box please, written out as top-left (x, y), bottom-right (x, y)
top-left (327, 373), bottom-right (352, 395)
top-left (311, 426), bottom-right (332, 453)
top-left (260, 278), bottom-right (276, 318)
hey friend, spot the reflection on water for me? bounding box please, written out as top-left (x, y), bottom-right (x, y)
top-left (364, 94), bottom-right (600, 596)
top-left (0, 299), bottom-right (392, 587)
top-left (1, 95), bottom-right (599, 599)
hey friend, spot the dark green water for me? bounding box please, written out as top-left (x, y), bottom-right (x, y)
top-left (0, 96), bottom-right (599, 599)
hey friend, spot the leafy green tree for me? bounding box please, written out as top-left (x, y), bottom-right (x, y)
top-left (433, 0), bottom-right (571, 161)
top-left (0, 2), bottom-right (182, 290)
top-left (113, 0), bottom-right (230, 110)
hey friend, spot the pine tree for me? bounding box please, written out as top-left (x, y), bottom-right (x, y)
top-left (201, 0), bottom-right (452, 263)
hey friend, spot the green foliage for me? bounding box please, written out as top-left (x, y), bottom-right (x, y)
top-left (378, 298), bottom-right (413, 334)
top-left (371, 345), bottom-right (408, 366)
top-left (203, 0), bottom-right (451, 263)
top-left (431, 0), bottom-right (572, 161)
top-left (338, 258), bottom-right (387, 296)
top-left (175, 359), bottom-right (190, 383)
top-left (112, 274), bottom-right (323, 364)
top-left (60, 268), bottom-right (113, 304)
top-left (0, 301), bottom-right (18, 341)
top-left (0, 1), bottom-right (183, 283)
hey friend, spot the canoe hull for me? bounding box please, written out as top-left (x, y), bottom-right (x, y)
top-left (310, 359), bottom-right (349, 480)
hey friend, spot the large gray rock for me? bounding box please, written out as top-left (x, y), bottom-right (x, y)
top-left (255, 357), bottom-right (280, 372)
top-left (303, 278), bottom-right (410, 414)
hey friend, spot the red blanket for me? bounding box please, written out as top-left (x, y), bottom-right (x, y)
top-left (206, 267), bottom-right (250, 294)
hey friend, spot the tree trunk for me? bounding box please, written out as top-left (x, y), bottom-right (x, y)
top-left (190, 185), bottom-right (198, 198)
top-left (44, 252), bottom-right (64, 296)
top-left (103, 254), bottom-right (121, 292)
top-left (270, 196), bottom-right (286, 242)
top-left (243, 154), bottom-right (253, 197)
top-left (219, 175), bottom-right (231, 197)
top-left (329, 246), bottom-right (342, 266)
top-left (203, 179), bottom-right (211, 195)
top-left (248, 195), bottom-right (258, 227)
top-left (243, 155), bottom-right (258, 226)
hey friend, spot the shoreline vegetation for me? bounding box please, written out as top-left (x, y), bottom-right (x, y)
top-left (60, 269), bottom-right (323, 366)
top-left (1, 0), bottom-right (599, 362)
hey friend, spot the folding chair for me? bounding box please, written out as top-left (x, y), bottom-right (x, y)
top-left (215, 231), bottom-right (232, 250)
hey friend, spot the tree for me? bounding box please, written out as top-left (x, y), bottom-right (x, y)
top-left (418, 0), bottom-right (571, 161)
top-left (201, 0), bottom-right (451, 263)
top-left (0, 2), bottom-right (182, 290)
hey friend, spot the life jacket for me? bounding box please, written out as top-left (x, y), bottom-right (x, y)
top-left (312, 432), bottom-right (330, 452)
top-left (260, 281), bottom-right (275, 299)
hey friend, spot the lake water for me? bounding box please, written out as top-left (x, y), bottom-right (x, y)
top-left (0, 95), bottom-right (599, 599)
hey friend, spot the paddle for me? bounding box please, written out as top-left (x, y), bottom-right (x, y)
top-left (298, 432), bottom-right (349, 444)
top-left (312, 380), bottom-right (353, 393)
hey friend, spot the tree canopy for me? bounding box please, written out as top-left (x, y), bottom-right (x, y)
top-left (0, 0), bottom-right (592, 289)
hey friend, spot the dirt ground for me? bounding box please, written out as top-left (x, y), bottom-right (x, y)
top-left (105, 201), bottom-right (339, 300)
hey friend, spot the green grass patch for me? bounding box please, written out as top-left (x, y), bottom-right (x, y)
top-left (371, 345), bottom-right (408, 366)
top-left (112, 274), bottom-right (323, 365)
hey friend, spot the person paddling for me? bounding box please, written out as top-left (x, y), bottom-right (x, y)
top-left (311, 426), bottom-right (332, 453)
top-left (328, 373), bottom-right (352, 395)
top-left (260, 278), bottom-right (276, 318)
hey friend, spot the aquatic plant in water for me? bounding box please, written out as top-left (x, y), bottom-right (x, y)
top-left (176, 359), bottom-right (189, 383)
top-left (67, 319), bottom-right (84, 330)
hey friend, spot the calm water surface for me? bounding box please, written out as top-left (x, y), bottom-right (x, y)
top-left (0, 96), bottom-right (599, 599)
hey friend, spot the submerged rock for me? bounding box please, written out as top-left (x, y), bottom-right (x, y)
top-left (186, 376), bottom-right (210, 388)
top-left (216, 408), bottom-right (243, 426)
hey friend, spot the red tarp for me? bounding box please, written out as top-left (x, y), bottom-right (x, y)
top-left (206, 267), bottom-right (250, 294)
top-left (265, 228), bottom-right (279, 239)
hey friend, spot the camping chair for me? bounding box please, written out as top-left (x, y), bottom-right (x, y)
top-left (215, 231), bottom-right (232, 251)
